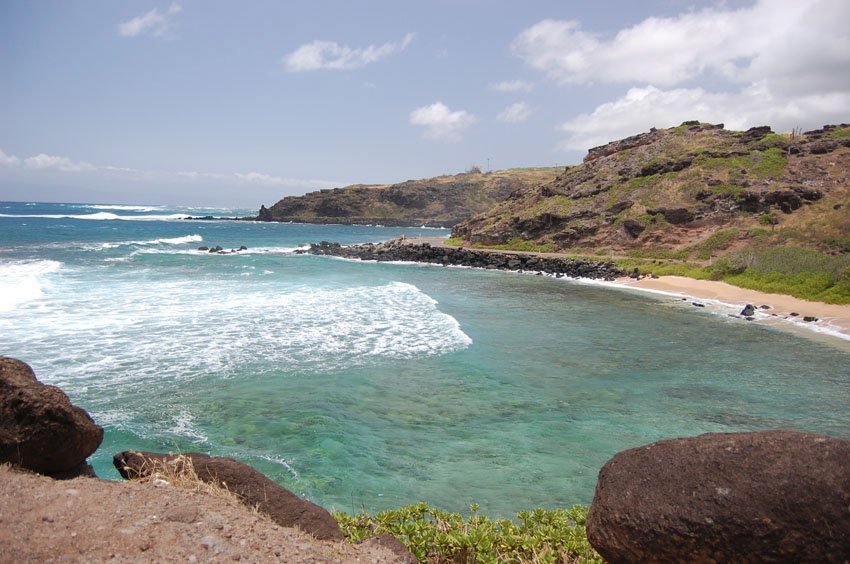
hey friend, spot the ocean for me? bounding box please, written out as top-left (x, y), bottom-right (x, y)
top-left (2, 200), bottom-right (849, 517)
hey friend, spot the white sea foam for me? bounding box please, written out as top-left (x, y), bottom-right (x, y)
top-left (252, 453), bottom-right (299, 478)
top-left (171, 410), bottom-right (209, 443)
top-left (0, 276), bottom-right (473, 392)
top-left (99, 234), bottom-right (203, 249)
top-left (0, 260), bottom-right (63, 312)
top-left (0, 212), bottom-right (191, 221)
top-left (85, 204), bottom-right (163, 212)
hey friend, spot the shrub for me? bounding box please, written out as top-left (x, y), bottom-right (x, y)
top-left (334, 502), bottom-right (601, 563)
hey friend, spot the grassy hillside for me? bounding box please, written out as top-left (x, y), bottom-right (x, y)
top-left (451, 122), bottom-right (850, 303)
top-left (257, 167), bottom-right (561, 227)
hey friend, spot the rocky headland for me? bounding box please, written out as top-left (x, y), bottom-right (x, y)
top-left (255, 167), bottom-right (561, 227)
top-left (452, 122), bottom-right (850, 255)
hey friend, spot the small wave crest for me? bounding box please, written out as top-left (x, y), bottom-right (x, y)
top-left (0, 260), bottom-right (63, 312)
top-left (85, 204), bottom-right (163, 212)
top-left (99, 234), bottom-right (203, 249)
top-left (0, 212), bottom-right (191, 221)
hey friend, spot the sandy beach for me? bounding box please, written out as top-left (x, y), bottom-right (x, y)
top-left (619, 275), bottom-right (850, 344)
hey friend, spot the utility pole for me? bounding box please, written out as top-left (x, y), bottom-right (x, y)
top-left (487, 157), bottom-right (490, 172)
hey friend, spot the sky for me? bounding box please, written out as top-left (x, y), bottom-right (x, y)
top-left (1, 0), bottom-right (849, 207)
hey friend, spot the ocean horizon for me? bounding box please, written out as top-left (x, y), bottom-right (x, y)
top-left (2, 200), bottom-right (849, 517)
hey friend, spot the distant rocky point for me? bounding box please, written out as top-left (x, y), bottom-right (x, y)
top-left (255, 167), bottom-right (561, 227)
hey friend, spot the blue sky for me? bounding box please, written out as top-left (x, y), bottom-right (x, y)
top-left (1, 0), bottom-right (848, 207)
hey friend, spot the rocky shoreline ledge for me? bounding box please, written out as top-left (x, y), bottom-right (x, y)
top-left (300, 239), bottom-right (625, 280)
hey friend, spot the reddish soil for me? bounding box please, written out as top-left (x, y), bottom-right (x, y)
top-left (0, 465), bottom-right (398, 563)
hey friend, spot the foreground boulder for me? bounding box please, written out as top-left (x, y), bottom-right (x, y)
top-left (0, 356), bottom-right (103, 477)
top-left (586, 431), bottom-right (850, 563)
top-left (113, 451), bottom-right (344, 540)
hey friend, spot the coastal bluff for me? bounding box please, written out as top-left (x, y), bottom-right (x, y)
top-left (301, 238), bottom-right (624, 280)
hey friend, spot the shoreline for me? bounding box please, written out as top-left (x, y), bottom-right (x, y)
top-left (311, 237), bottom-right (850, 346)
top-left (613, 275), bottom-right (850, 345)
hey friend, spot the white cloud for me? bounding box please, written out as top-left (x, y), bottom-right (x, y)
top-left (491, 80), bottom-right (534, 93)
top-left (234, 172), bottom-right (286, 186)
top-left (558, 84), bottom-right (850, 151)
top-left (510, 0), bottom-right (850, 152)
top-left (511, 1), bottom-right (821, 87)
top-left (2, 147), bottom-right (339, 191)
top-left (232, 172), bottom-right (339, 189)
top-left (409, 102), bottom-right (477, 141)
top-left (176, 171), bottom-right (227, 182)
top-left (117, 3), bottom-right (182, 38)
top-left (24, 153), bottom-right (96, 172)
top-left (497, 102), bottom-right (532, 124)
top-left (0, 148), bottom-right (20, 166)
top-left (283, 33), bottom-right (415, 72)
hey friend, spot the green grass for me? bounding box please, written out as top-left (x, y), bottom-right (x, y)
top-left (698, 147), bottom-right (787, 179)
top-left (708, 183), bottom-right (746, 196)
top-left (626, 247), bottom-right (688, 260)
top-left (443, 237), bottom-right (464, 247)
top-left (752, 133), bottom-right (790, 150)
top-left (711, 246), bottom-right (850, 303)
top-left (484, 238), bottom-right (556, 253)
top-left (824, 127), bottom-right (850, 139)
top-left (615, 258), bottom-right (712, 279)
top-left (334, 502), bottom-right (601, 564)
top-left (690, 228), bottom-right (739, 260)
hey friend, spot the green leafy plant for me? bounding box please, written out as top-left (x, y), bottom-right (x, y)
top-left (333, 502), bottom-right (601, 563)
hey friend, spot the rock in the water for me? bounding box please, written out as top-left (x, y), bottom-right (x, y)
top-left (586, 431), bottom-right (850, 563)
top-left (740, 304), bottom-right (756, 316)
top-left (113, 451), bottom-right (343, 540)
top-left (803, 316), bottom-right (819, 322)
top-left (0, 357), bottom-right (103, 477)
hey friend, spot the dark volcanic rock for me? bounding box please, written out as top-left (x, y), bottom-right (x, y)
top-left (304, 239), bottom-right (624, 280)
top-left (586, 431), bottom-right (850, 563)
top-left (113, 451), bottom-right (343, 540)
top-left (647, 207), bottom-right (695, 225)
top-left (621, 219), bottom-right (646, 239)
top-left (740, 304), bottom-right (756, 317)
top-left (0, 357), bottom-right (103, 477)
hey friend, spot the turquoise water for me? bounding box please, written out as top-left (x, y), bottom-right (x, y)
top-left (2, 201), bottom-right (849, 517)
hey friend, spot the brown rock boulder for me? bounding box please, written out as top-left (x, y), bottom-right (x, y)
top-left (113, 450), bottom-right (344, 540)
top-left (0, 356), bottom-right (103, 477)
top-left (586, 431), bottom-right (850, 563)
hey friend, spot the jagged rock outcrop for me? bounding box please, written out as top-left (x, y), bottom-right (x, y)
top-left (302, 239), bottom-right (623, 279)
top-left (586, 431), bottom-right (850, 563)
top-left (113, 451), bottom-right (344, 541)
top-left (453, 122), bottom-right (850, 255)
top-left (256, 168), bottom-right (560, 227)
top-left (0, 356), bottom-right (103, 478)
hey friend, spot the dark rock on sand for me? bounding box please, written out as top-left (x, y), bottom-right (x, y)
top-left (0, 357), bottom-right (103, 477)
top-left (803, 316), bottom-right (819, 322)
top-left (586, 431), bottom-right (850, 563)
top-left (740, 304), bottom-right (756, 317)
top-left (114, 451), bottom-right (343, 540)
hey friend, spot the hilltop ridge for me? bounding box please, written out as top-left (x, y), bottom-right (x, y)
top-left (452, 122), bottom-right (850, 256)
top-left (256, 167), bottom-right (561, 227)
